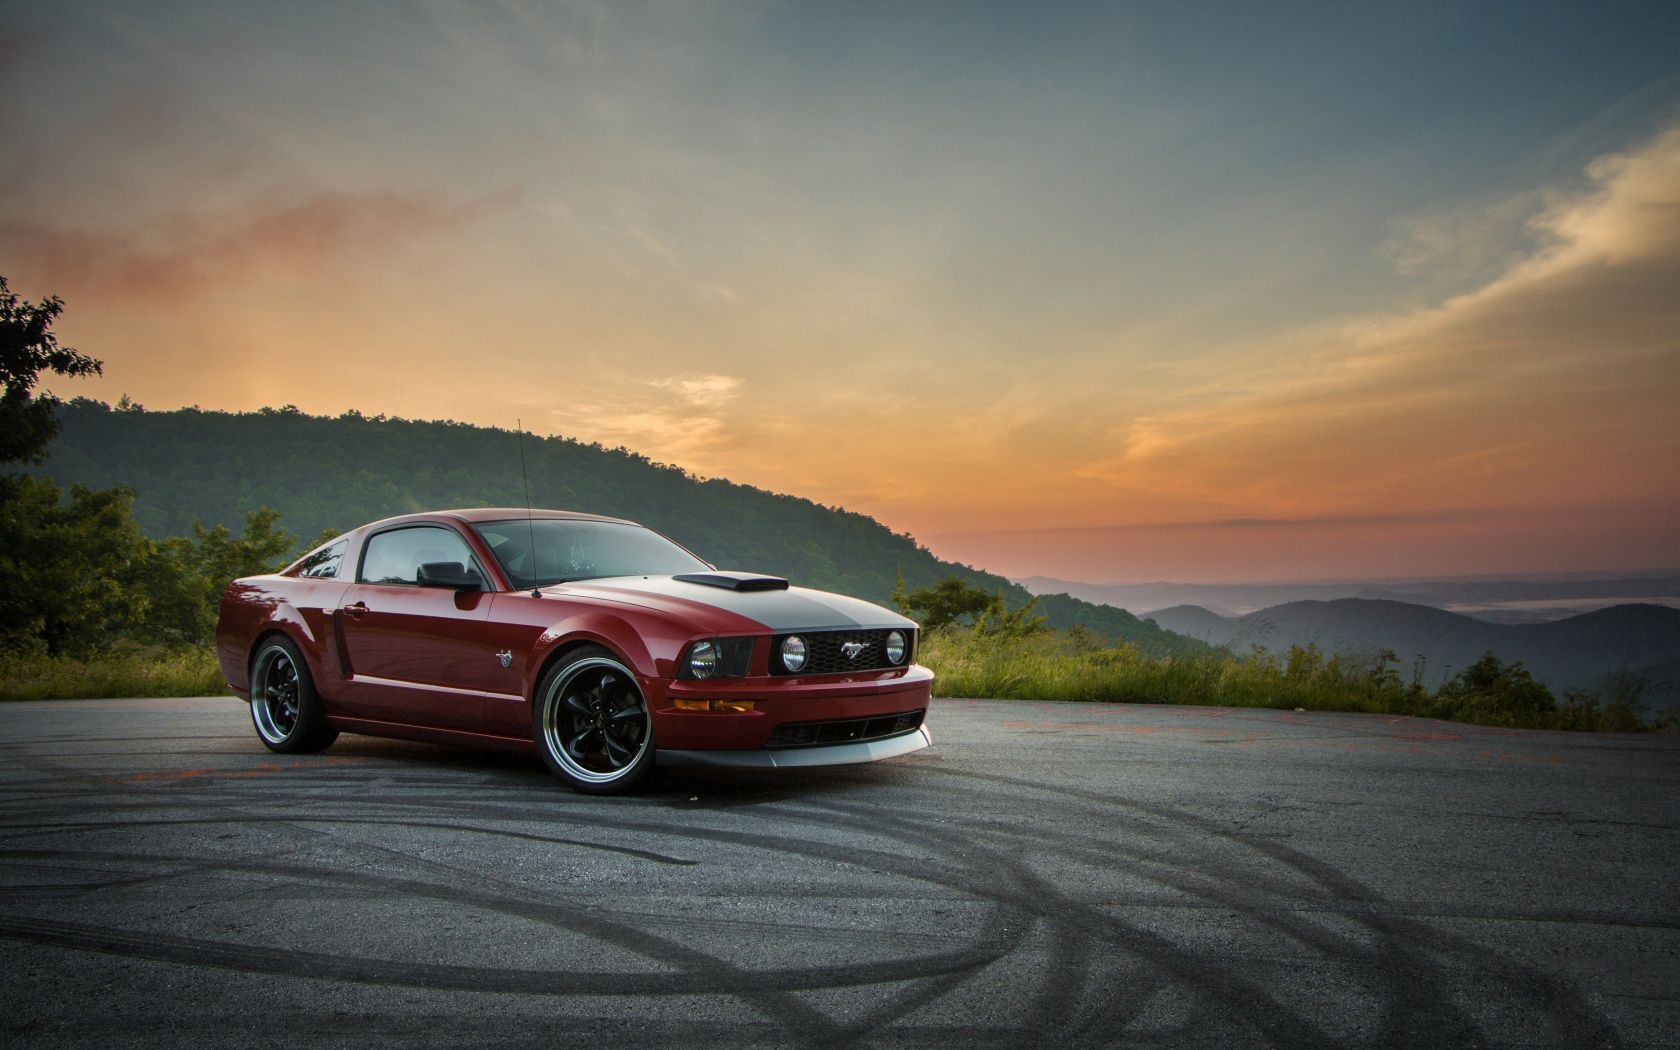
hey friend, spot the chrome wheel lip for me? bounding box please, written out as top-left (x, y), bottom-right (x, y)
top-left (251, 645), bottom-right (300, 745)
top-left (542, 656), bottom-right (651, 784)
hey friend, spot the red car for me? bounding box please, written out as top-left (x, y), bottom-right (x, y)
top-left (216, 508), bottom-right (932, 793)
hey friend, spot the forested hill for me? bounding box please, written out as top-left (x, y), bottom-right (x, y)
top-left (37, 400), bottom-right (1192, 651)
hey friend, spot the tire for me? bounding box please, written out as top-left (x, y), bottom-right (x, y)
top-left (533, 646), bottom-right (655, 794)
top-left (249, 636), bottom-right (339, 754)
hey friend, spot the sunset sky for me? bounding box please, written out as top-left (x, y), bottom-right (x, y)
top-left (4, 2), bottom-right (1678, 583)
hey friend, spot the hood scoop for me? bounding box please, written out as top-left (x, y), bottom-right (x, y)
top-left (673, 571), bottom-right (790, 592)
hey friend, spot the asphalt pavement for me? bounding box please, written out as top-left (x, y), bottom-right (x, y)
top-left (1, 696), bottom-right (1676, 1048)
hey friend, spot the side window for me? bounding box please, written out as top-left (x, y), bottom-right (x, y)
top-left (294, 539), bottom-right (347, 579)
top-left (359, 526), bottom-right (476, 586)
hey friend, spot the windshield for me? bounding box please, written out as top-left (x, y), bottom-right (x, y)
top-left (473, 518), bottom-right (707, 588)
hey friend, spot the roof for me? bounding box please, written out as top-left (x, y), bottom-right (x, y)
top-left (357, 507), bottom-right (639, 531)
top-left (440, 507), bottom-right (637, 525)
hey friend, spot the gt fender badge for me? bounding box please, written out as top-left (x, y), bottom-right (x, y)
top-left (496, 650), bottom-right (513, 669)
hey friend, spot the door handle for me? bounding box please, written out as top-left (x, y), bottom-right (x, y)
top-left (343, 601), bottom-right (368, 620)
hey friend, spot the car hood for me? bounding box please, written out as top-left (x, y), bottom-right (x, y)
top-left (543, 575), bottom-right (917, 634)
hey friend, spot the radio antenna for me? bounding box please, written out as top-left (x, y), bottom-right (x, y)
top-left (516, 418), bottom-right (541, 598)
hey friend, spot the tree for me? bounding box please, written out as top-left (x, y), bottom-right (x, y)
top-left (971, 591), bottom-right (1047, 638)
top-left (898, 575), bottom-right (1046, 636)
top-left (1433, 652), bottom-right (1556, 727)
top-left (898, 577), bottom-right (996, 630)
top-left (0, 278), bottom-right (124, 655)
top-left (0, 276), bottom-right (102, 466)
top-left (0, 478), bottom-right (151, 655)
top-left (130, 508), bottom-right (303, 645)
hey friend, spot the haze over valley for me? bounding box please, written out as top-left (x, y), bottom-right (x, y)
top-left (1018, 572), bottom-right (1680, 622)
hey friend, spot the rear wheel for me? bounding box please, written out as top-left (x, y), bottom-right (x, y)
top-left (534, 646), bottom-right (655, 794)
top-left (249, 637), bottom-right (338, 753)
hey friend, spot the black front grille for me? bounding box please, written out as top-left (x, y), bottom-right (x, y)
top-left (766, 709), bottom-right (925, 749)
top-left (769, 628), bottom-right (915, 676)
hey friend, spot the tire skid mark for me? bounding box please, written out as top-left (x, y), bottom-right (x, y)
top-left (763, 806), bottom-right (1085, 1044)
top-left (249, 808), bottom-right (847, 1040)
top-left (268, 799), bottom-right (1028, 1034)
top-left (6, 755), bottom-right (989, 1044)
top-left (930, 767), bottom-right (1625, 1049)
top-left (0, 913), bottom-right (961, 1000)
top-left (10, 794), bottom-right (845, 1038)
top-left (790, 796), bottom-right (1343, 1049)
top-left (0, 815), bottom-right (699, 866)
top-left (878, 804), bottom-right (1472, 1045)
top-left (929, 771), bottom-right (1589, 1045)
top-left (766, 797), bottom-right (1115, 1042)
top-left (0, 850), bottom-right (973, 952)
top-left (0, 847), bottom-right (1010, 997)
top-left (0, 785), bottom-right (1031, 1043)
top-left (955, 814), bottom-right (1404, 954)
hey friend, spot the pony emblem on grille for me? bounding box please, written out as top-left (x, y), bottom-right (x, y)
top-left (840, 641), bottom-right (867, 660)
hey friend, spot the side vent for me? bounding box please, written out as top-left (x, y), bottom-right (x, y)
top-left (673, 571), bottom-right (790, 592)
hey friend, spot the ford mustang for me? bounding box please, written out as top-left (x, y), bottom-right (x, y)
top-left (216, 508), bottom-right (933, 793)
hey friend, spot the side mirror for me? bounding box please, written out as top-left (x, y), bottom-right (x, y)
top-left (417, 561), bottom-right (484, 591)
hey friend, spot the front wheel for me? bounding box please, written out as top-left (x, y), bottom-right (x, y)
top-left (249, 636), bottom-right (338, 754)
top-left (534, 647), bottom-right (655, 794)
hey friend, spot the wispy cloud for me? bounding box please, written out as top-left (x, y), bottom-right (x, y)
top-left (1380, 190), bottom-right (1542, 282)
top-left (558, 372), bottom-right (745, 468)
top-left (651, 373), bottom-right (743, 403)
top-left (1071, 121), bottom-right (1680, 521)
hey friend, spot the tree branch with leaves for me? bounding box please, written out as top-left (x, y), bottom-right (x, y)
top-left (0, 276), bottom-right (102, 467)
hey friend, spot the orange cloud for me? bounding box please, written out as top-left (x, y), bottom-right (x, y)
top-left (1, 188), bottom-right (513, 300)
top-left (556, 372), bottom-right (748, 467)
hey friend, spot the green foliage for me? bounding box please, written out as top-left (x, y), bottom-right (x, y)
top-left (0, 277), bottom-right (101, 466)
top-left (130, 508), bottom-right (300, 646)
top-left (918, 629), bottom-right (1670, 732)
top-left (972, 592), bottom-right (1048, 638)
top-left (898, 577), bottom-right (995, 630)
top-left (1430, 651), bottom-right (1556, 728)
top-left (0, 468), bottom-right (301, 655)
top-left (0, 476), bottom-right (151, 657)
top-left (897, 576), bottom-right (1047, 637)
top-left (1557, 671), bottom-right (1654, 733)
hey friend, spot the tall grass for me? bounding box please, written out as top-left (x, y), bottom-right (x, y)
top-left (2, 630), bottom-right (1666, 733)
top-left (919, 628), bottom-right (1669, 732)
top-left (0, 644), bottom-right (226, 701)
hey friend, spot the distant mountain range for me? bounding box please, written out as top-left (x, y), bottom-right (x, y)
top-left (1018, 573), bottom-right (1680, 623)
top-left (1144, 598), bottom-right (1680, 703)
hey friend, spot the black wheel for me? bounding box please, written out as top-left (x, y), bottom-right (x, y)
top-left (533, 646), bottom-right (655, 794)
top-left (249, 636), bottom-right (338, 754)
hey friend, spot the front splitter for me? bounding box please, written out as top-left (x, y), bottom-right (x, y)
top-left (656, 725), bottom-right (932, 769)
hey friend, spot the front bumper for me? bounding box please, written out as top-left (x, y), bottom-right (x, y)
top-left (647, 664), bottom-right (934, 752)
top-left (658, 725), bottom-right (932, 768)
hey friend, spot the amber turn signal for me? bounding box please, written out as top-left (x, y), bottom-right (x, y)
top-left (673, 698), bottom-right (756, 713)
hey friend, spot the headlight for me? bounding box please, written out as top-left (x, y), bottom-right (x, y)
top-left (688, 639), bottom-right (718, 679)
top-left (780, 635), bottom-right (807, 673)
top-left (885, 630), bottom-right (907, 664)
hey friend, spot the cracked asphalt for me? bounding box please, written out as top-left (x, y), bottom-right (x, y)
top-left (1, 696), bottom-right (1676, 1048)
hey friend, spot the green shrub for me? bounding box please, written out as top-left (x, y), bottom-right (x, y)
top-left (0, 643), bottom-right (226, 701)
top-left (918, 629), bottom-right (1668, 732)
